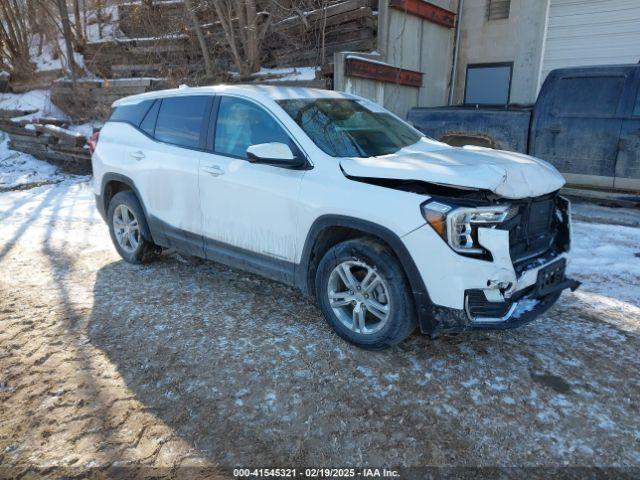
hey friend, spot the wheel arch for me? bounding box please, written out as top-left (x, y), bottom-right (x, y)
top-left (296, 215), bottom-right (437, 333)
top-left (439, 133), bottom-right (499, 149)
top-left (100, 173), bottom-right (154, 242)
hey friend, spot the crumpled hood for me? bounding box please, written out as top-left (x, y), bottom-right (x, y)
top-left (340, 139), bottom-right (565, 199)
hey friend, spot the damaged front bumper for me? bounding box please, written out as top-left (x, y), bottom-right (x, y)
top-left (402, 215), bottom-right (580, 335)
top-left (425, 259), bottom-right (580, 334)
top-left (463, 267), bottom-right (581, 330)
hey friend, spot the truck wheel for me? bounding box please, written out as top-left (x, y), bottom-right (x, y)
top-left (315, 238), bottom-right (416, 350)
top-left (107, 191), bottom-right (159, 264)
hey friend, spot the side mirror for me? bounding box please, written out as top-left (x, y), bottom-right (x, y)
top-left (246, 142), bottom-right (304, 168)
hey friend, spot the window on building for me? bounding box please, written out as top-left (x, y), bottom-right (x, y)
top-left (464, 63), bottom-right (512, 106)
top-left (154, 96), bottom-right (209, 148)
top-left (486, 0), bottom-right (511, 20)
top-left (552, 76), bottom-right (625, 116)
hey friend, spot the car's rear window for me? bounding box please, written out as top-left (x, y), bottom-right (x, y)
top-left (109, 100), bottom-right (154, 126)
top-left (154, 96), bottom-right (210, 149)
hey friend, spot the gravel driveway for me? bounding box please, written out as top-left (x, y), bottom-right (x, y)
top-left (0, 180), bottom-right (639, 478)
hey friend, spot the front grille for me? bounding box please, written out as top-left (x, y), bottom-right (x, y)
top-left (502, 193), bottom-right (559, 264)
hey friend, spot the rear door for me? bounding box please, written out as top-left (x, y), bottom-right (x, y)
top-left (615, 69), bottom-right (640, 191)
top-left (531, 71), bottom-right (629, 188)
top-left (133, 95), bottom-right (212, 255)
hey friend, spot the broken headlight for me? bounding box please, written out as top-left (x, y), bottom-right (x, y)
top-left (421, 202), bottom-right (515, 255)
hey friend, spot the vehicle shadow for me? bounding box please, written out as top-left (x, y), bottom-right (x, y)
top-left (87, 256), bottom-right (640, 467)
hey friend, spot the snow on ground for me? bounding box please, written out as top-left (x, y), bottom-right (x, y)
top-left (85, 5), bottom-right (119, 43)
top-left (1, 90), bottom-right (99, 140)
top-left (29, 38), bottom-right (85, 73)
top-left (0, 89), bottom-right (67, 120)
top-left (0, 132), bottom-right (66, 191)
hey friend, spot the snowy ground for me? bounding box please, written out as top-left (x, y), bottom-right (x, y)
top-left (0, 160), bottom-right (639, 475)
top-left (0, 89), bottom-right (66, 120)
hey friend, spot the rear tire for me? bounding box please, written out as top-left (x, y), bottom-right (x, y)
top-left (315, 238), bottom-right (416, 350)
top-left (107, 191), bottom-right (160, 264)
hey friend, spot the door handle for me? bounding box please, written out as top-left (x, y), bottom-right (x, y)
top-left (549, 127), bottom-right (562, 134)
top-left (130, 150), bottom-right (145, 161)
top-left (203, 165), bottom-right (224, 177)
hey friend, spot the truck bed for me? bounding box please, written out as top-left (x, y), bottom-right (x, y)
top-left (407, 106), bottom-right (533, 154)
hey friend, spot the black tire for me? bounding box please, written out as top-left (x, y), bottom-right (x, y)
top-left (107, 190), bottom-right (160, 264)
top-left (315, 238), bottom-right (416, 350)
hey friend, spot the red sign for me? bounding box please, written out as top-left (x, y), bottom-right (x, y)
top-left (389, 0), bottom-right (456, 29)
top-left (345, 57), bottom-right (423, 88)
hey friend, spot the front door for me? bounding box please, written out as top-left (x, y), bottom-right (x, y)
top-left (198, 95), bottom-right (307, 283)
top-left (531, 72), bottom-right (627, 188)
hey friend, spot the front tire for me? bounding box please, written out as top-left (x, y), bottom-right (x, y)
top-left (107, 190), bottom-right (159, 264)
top-left (315, 238), bottom-right (416, 350)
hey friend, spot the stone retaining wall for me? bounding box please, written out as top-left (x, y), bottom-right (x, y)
top-left (51, 78), bottom-right (169, 122)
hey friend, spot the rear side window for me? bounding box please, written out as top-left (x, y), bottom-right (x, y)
top-left (634, 87), bottom-right (640, 116)
top-left (154, 96), bottom-right (210, 148)
top-left (140, 100), bottom-right (160, 136)
top-left (109, 100), bottom-right (154, 126)
top-left (552, 76), bottom-right (624, 116)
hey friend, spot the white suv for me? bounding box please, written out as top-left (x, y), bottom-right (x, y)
top-left (92, 85), bottom-right (579, 349)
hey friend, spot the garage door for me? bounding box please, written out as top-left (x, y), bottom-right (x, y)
top-left (540, 0), bottom-right (640, 86)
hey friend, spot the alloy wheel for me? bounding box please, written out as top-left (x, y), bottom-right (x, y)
top-left (327, 260), bottom-right (391, 335)
top-left (113, 204), bottom-right (140, 254)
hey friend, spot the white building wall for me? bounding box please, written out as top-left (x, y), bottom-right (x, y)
top-left (452, 0), bottom-right (549, 105)
top-left (539, 0), bottom-right (640, 89)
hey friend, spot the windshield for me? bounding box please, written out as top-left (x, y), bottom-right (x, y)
top-left (277, 98), bottom-right (423, 158)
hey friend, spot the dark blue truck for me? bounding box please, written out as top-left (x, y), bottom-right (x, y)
top-left (407, 64), bottom-right (640, 192)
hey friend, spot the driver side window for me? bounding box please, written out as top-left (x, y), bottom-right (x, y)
top-left (214, 96), bottom-right (292, 158)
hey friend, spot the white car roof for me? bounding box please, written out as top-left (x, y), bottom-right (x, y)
top-left (112, 84), bottom-right (357, 107)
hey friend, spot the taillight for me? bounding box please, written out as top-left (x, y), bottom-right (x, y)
top-left (88, 130), bottom-right (100, 153)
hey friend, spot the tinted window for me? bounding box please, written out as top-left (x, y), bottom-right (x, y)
top-left (140, 100), bottom-right (160, 135)
top-left (109, 100), bottom-right (154, 126)
top-left (215, 97), bottom-right (291, 158)
top-left (278, 98), bottom-right (422, 157)
top-left (552, 76), bottom-right (624, 116)
top-left (634, 88), bottom-right (640, 116)
top-left (154, 96), bottom-right (209, 148)
top-left (465, 64), bottom-right (512, 105)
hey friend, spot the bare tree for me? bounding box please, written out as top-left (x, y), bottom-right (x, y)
top-left (0, 0), bottom-right (33, 78)
top-left (184, 0), bottom-right (214, 77)
top-left (210, 0), bottom-right (271, 75)
top-left (55, 0), bottom-right (79, 80)
top-left (72, 0), bottom-right (85, 49)
top-left (96, 0), bottom-right (104, 38)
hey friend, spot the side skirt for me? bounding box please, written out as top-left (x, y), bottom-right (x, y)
top-left (148, 215), bottom-right (296, 286)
